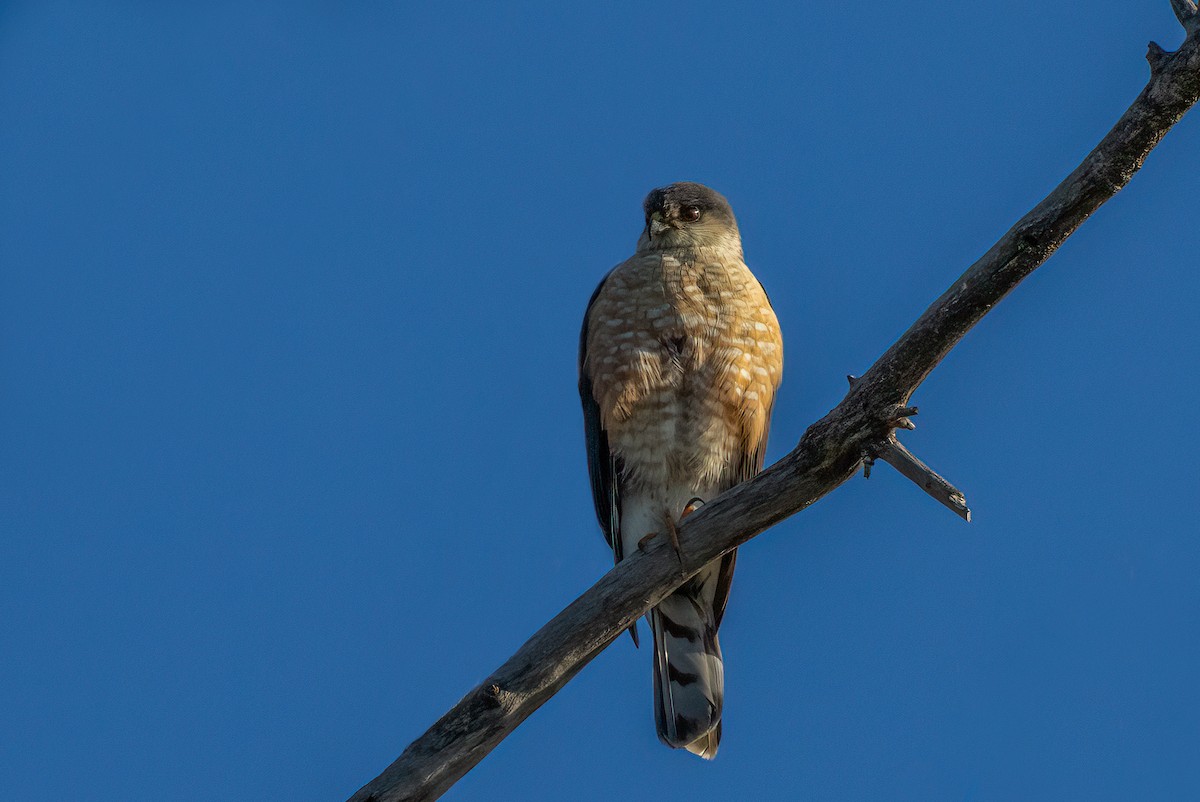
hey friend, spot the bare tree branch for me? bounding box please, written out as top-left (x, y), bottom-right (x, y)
top-left (348, 16), bottom-right (1200, 802)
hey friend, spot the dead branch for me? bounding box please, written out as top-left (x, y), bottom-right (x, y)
top-left (348, 11), bottom-right (1200, 801)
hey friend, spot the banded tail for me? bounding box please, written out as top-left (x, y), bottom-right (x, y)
top-left (650, 565), bottom-right (725, 759)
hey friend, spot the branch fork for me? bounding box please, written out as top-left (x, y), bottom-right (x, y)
top-left (1171, 0), bottom-right (1198, 29)
top-left (1149, 0), bottom-right (1198, 70)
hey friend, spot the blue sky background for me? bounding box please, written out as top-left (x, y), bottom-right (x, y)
top-left (2, 2), bottom-right (1198, 800)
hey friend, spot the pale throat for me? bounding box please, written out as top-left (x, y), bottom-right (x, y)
top-left (636, 223), bottom-right (743, 258)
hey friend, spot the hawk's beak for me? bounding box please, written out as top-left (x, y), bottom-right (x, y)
top-left (649, 211), bottom-right (670, 237)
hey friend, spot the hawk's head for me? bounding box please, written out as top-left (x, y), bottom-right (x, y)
top-left (638, 182), bottom-right (741, 254)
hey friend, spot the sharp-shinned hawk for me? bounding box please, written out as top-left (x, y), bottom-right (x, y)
top-left (579, 182), bottom-right (783, 759)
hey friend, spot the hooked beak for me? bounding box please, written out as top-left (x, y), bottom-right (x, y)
top-left (648, 211), bottom-right (671, 237)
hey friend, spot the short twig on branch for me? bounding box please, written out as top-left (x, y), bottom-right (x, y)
top-left (875, 436), bottom-right (971, 522)
top-left (348, 11), bottom-right (1200, 802)
top-left (857, 401), bottom-right (969, 521)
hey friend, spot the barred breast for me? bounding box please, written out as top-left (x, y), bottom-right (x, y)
top-left (583, 248), bottom-right (782, 491)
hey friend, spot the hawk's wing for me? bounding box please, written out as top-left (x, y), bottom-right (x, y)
top-left (580, 271), bottom-right (639, 646)
top-left (710, 273), bottom-right (779, 629)
top-left (710, 398), bottom-right (773, 630)
top-left (578, 270), bottom-right (623, 562)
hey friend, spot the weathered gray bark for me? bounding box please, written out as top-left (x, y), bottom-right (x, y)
top-left (348, 10), bottom-right (1200, 802)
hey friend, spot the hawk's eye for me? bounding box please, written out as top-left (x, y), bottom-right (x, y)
top-left (682, 206), bottom-right (702, 222)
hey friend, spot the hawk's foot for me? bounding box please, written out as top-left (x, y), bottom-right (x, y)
top-left (661, 511), bottom-right (684, 568)
top-left (635, 528), bottom-right (683, 572)
top-left (637, 500), bottom-right (703, 570)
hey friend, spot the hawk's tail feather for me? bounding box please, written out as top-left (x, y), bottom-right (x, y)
top-left (650, 586), bottom-right (724, 759)
top-left (684, 721), bottom-right (721, 760)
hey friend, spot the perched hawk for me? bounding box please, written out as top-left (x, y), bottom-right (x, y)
top-left (579, 182), bottom-right (783, 758)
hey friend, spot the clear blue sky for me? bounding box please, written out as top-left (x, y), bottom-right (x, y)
top-left (2, 2), bottom-right (1197, 800)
